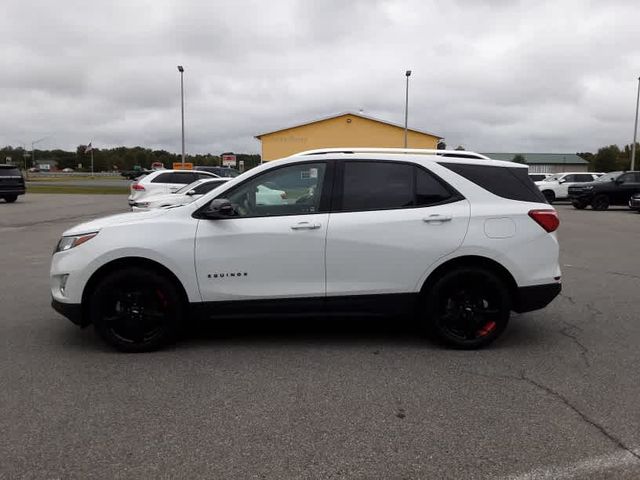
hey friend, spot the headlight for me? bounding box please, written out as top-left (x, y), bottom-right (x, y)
top-left (55, 232), bottom-right (99, 253)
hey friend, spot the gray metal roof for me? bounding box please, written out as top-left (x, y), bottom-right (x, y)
top-left (482, 153), bottom-right (588, 165)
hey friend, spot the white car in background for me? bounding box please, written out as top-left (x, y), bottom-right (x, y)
top-left (535, 172), bottom-right (604, 203)
top-left (131, 178), bottom-right (231, 211)
top-left (128, 169), bottom-right (219, 206)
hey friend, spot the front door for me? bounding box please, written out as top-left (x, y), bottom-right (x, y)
top-left (195, 161), bottom-right (331, 302)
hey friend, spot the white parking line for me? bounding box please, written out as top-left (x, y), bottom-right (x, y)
top-left (502, 450), bottom-right (640, 480)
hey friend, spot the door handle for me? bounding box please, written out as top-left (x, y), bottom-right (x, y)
top-left (290, 222), bottom-right (321, 230)
top-left (423, 214), bottom-right (452, 223)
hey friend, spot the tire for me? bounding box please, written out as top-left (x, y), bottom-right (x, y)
top-left (89, 267), bottom-right (183, 352)
top-left (542, 190), bottom-right (555, 203)
top-left (591, 194), bottom-right (610, 211)
top-left (4, 195), bottom-right (17, 203)
top-left (423, 267), bottom-right (510, 349)
top-left (571, 200), bottom-right (587, 210)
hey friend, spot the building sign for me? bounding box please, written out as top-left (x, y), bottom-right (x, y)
top-left (222, 154), bottom-right (236, 167)
top-left (173, 162), bottom-right (193, 170)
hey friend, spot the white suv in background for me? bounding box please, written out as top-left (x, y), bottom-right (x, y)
top-left (535, 172), bottom-right (603, 203)
top-left (131, 178), bottom-right (231, 211)
top-left (128, 169), bottom-right (219, 206)
top-left (51, 148), bottom-right (561, 352)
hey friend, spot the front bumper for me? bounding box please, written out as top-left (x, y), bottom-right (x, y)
top-left (629, 198), bottom-right (640, 210)
top-left (51, 298), bottom-right (87, 327)
top-left (514, 283), bottom-right (562, 313)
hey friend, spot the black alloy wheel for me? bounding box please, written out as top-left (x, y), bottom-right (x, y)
top-left (571, 200), bottom-right (587, 210)
top-left (542, 190), bottom-right (555, 203)
top-left (90, 268), bottom-right (182, 352)
top-left (591, 194), bottom-right (610, 211)
top-left (425, 267), bottom-right (510, 349)
top-left (4, 195), bottom-right (17, 203)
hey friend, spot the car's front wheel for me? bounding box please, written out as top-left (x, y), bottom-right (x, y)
top-left (423, 267), bottom-right (510, 349)
top-left (571, 200), bottom-right (587, 209)
top-left (591, 194), bottom-right (610, 211)
top-left (4, 195), bottom-right (18, 203)
top-left (89, 267), bottom-right (183, 352)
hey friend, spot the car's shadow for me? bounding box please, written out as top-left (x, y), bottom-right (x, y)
top-left (57, 312), bottom-right (547, 353)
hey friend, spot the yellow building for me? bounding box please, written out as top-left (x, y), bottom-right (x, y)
top-left (255, 112), bottom-right (442, 161)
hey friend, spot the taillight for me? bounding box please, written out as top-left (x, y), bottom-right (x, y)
top-left (528, 209), bottom-right (559, 233)
top-left (132, 183), bottom-right (145, 191)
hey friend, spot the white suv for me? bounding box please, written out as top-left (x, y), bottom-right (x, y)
top-left (535, 172), bottom-right (603, 203)
top-left (128, 169), bottom-right (219, 206)
top-left (51, 148), bottom-right (561, 352)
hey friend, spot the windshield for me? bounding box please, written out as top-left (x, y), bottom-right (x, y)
top-left (0, 167), bottom-right (21, 177)
top-left (595, 172), bottom-right (621, 182)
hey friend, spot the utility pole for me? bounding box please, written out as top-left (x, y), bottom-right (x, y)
top-left (178, 65), bottom-right (185, 165)
top-left (631, 76), bottom-right (640, 171)
top-left (404, 70), bottom-right (411, 148)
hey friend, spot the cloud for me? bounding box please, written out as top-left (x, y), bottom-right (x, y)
top-left (1, 0), bottom-right (639, 155)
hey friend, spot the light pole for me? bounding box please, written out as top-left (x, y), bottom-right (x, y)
top-left (631, 76), bottom-right (640, 171)
top-left (404, 70), bottom-right (411, 148)
top-left (31, 136), bottom-right (47, 169)
top-left (177, 65), bottom-right (185, 165)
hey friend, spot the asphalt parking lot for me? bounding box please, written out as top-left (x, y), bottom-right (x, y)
top-left (1, 194), bottom-right (640, 479)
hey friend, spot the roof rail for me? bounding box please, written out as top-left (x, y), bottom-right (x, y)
top-left (296, 147), bottom-right (491, 160)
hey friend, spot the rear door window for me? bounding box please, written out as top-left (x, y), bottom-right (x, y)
top-left (338, 161), bottom-right (458, 212)
top-left (151, 172), bottom-right (196, 184)
top-left (439, 162), bottom-right (547, 203)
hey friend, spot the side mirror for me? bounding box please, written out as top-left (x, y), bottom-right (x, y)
top-left (202, 198), bottom-right (235, 219)
top-left (185, 189), bottom-right (196, 196)
top-left (558, 178), bottom-right (566, 184)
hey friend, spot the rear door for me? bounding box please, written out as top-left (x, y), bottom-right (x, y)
top-left (325, 160), bottom-right (470, 296)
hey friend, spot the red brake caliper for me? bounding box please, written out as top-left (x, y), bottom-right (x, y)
top-left (476, 321), bottom-right (497, 337)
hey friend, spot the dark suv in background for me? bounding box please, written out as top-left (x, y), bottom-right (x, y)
top-left (568, 171), bottom-right (640, 210)
top-left (0, 165), bottom-right (26, 203)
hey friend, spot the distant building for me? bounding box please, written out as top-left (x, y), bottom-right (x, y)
top-left (255, 112), bottom-right (442, 161)
top-left (35, 160), bottom-right (58, 171)
top-left (482, 153), bottom-right (589, 173)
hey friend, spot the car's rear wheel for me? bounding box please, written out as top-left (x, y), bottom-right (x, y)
top-left (424, 267), bottom-right (510, 349)
top-left (542, 190), bottom-right (555, 203)
top-left (591, 194), bottom-right (610, 211)
top-left (4, 195), bottom-right (17, 203)
top-left (90, 267), bottom-right (183, 352)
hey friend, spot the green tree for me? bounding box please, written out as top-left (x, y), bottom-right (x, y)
top-left (593, 145), bottom-right (622, 172)
top-left (512, 154), bottom-right (526, 164)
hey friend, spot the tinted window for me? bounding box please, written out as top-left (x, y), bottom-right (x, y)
top-left (529, 174), bottom-right (547, 182)
top-left (575, 174), bottom-right (595, 182)
top-left (224, 163), bottom-right (326, 217)
top-left (151, 172), bottom-right (196, 184)
top-left (340, 162), bottom-right (455, 211)
top-left (416, 167), bottom-right (453, 205)
top-left (342, 162), bottom-right (413, 211)
top-left (439, 163), bottom-right (547, 203)
top-left (563, 175), bottom-right (577, 182)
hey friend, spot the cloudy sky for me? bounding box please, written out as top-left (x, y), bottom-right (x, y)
top-left (2, 0), bottom-right (639, 155)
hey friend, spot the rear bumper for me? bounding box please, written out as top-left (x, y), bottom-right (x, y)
top-left (51, 298), bottom-right (87, 327)
top-left (514, 283), bottom-right (561, 313)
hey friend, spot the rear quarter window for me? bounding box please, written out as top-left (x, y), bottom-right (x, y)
top-left (151, 172), bottom-right (196, 184)
top-left (439, 163), bottom-right (547, 203)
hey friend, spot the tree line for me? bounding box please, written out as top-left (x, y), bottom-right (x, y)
top-left (577, 143), bottom-right (639, 172)
top-left (0, 145), bottom-right (262, 171)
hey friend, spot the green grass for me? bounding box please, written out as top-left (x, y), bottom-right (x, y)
top-left (28, 185), bottom-right (129, 195)
top-left (26, 175), bottom-right (124, 183)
